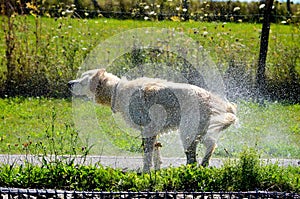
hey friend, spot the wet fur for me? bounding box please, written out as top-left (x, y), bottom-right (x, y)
top-left (69, 69), bottom-right (237, 172)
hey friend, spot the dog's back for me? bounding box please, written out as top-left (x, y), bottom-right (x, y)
top-left (113, 77), bottom-right (236, 137)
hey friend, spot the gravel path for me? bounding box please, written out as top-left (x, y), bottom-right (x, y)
top-left (0, 154), bottom-right (299, 170)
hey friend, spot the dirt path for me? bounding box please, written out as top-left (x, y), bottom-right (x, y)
top-left (0, 155), bottom-right (299, 170)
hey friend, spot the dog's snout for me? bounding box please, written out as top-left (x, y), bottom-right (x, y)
top-left (68, 81), bottom-right (76, 89)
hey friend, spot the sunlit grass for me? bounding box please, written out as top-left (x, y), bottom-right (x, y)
top-left (214, 101), bottom-right (300, 158)
top-left (0, 97), bottom-right (299, 158)
top-left (0, 16), bottom-right (299, 71)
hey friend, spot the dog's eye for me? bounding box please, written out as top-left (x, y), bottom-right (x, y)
top-left (79, 76), bottom-right (90, 86)
top-left (80, 81), bottom-right (88, 86)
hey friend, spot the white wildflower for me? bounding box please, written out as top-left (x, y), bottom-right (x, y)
top-left (65, 9), bottom-right (73, 14)
top-left (233, 7), bottom-right (240, 12)
top-left (259, 4), bottom-right (265, 9)
top-left (144, 5), bottom-right (149, 10)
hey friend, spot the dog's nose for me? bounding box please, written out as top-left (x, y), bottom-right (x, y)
top-left (68, 81), bottom-right (75, 89)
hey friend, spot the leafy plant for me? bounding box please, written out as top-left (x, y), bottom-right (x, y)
top-left (0, 148), bottom-right (299, 192)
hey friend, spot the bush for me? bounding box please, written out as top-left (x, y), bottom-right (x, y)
top-left (0, 148), bottom-right (299, 192)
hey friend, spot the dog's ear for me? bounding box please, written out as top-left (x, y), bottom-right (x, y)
top-left (98, 69), bottom-right (109, 84)
top-left (98, 68), bottom-right (106, 76)
top-left (90, 69), bottom-right (108, 92)
top-left (90, 69), bottom-right (104, 92)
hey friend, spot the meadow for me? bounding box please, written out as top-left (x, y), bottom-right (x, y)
top-left (0, 97), bottom-right (299, 159)
top-left (0, 16), bottom-right (299, 157)
top-left (0, 15), bottom-right (299, 191)
top-left (0, 16), bottom-right (299, 100)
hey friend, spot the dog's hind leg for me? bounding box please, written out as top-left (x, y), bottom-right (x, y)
top-left (180, 130), bottom-right (199, 165)
top-left (142, 136), bottom-right (157, 172)
top-left (185, 140), bottom-right (198, 165)
top-left (201, 136), bottom-right (217, 167)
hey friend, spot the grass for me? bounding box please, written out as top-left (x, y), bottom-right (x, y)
top-left (1, 16), bottom-right (299, 74)
top-left (0, 11), bottom-right (299, 193)
top-left (216, 101), bottom-right (300, 158)
top-left (0, 97), bottom-right (80, 155)
top-left (0, 97), bottom-right (299, 159)
top-left (0, 16), bottom-right (299, 157)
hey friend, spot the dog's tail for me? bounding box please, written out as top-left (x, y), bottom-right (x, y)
top-left (207, 95), bottom-right (238, 134)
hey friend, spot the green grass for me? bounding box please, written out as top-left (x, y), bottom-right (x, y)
top-left (215, 101), bottom-right (300, 158)
top-left (0, 17), bottom-right (299, 157)
top-left (1, 16), bottom-right (299, 72)
top-left (1, 16), bottom-right (299, 101)
top-left (0, 97), bottom-right (299, 159)
top-left (0, 16), bottom-right (299, 100)
top-left (0, 97), bottom-right (78, 154)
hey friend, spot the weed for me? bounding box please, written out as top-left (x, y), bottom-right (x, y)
top-left (0, 148), bottom-right (299, 191)
top-left (0, 15), bottom-right (299, 101)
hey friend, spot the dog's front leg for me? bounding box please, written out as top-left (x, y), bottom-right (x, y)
top-left (201, 136), bottom-right (217, 167)
top-left (153, 142), bottom-right (162, 170)
top-left (142, 136), bottom-right (156, 172)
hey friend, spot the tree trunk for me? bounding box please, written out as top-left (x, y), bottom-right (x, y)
top-left (256, 0), bottom-right (274, 102)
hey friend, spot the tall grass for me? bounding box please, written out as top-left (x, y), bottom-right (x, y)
top-left (0, 15), bottom-right (299, 101)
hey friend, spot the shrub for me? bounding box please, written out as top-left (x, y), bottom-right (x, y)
top-left (0, 148), bottom-right (299, 192)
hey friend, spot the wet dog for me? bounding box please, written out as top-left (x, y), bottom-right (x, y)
top-left (68, 69), bottom-right (237, 172)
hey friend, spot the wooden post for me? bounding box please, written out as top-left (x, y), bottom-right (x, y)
top-left (256, 0), bottom-right (274, 102)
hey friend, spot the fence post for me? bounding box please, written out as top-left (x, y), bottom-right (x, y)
top-left (256, 0), bottom-right (274, 103)
top-left (183, 0), bottom-right (189, 20)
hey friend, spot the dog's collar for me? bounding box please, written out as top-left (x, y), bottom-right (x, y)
top-left (111, 82), bottom-right (119, 113)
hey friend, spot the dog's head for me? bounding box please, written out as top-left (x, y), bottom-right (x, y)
top-left (68, 69), bottom-right (99, 98)
top-left (68, 68), bottom-right (120, 105)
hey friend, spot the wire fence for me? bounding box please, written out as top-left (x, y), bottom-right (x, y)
top-left (15, 7), bottom-right (300, 23)
top-left (3, 0), bottom-right (300, 23)
top-left (1, 188), bottom-right (299, 199)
